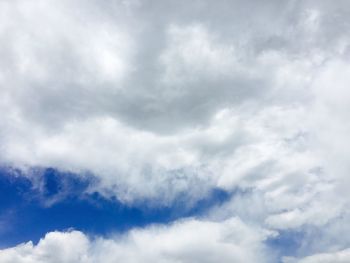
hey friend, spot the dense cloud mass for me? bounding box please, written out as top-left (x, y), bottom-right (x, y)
top-left (1, 0), bottom-right (350, 261)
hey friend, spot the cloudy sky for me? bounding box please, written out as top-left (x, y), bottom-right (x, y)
top-left (1, 0), bottom-right (350, 262)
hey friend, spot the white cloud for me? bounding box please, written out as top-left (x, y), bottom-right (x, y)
top-left (0, 218), bottom-right (274, 263)
top-left (284, 248), bottom-right (350, 263)
top-left (1, 0), bottom-right (350, 260)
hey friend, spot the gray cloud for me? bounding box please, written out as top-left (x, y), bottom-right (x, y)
top-left (1, 0), bottom-right (350, 261)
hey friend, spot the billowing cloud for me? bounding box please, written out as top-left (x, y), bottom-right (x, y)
top-left (1, 0), bottom-right (350, 261)
top-left (0, 218), bottom-right (274, 263)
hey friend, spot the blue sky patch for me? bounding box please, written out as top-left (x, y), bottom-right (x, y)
top-left (0, 166), bottom-right (231, 248)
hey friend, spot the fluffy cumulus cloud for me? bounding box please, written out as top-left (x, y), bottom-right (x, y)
top-left (1, 0), bottom-right (350, 261)
top-left (0, 218), bottom-right (274, 263)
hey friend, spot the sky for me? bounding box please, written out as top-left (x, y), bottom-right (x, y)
top-left (1, 0), bottom-right (350, 262)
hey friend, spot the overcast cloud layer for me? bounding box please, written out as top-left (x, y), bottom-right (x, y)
top-left (1, 0), bottom-right (350, 262)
